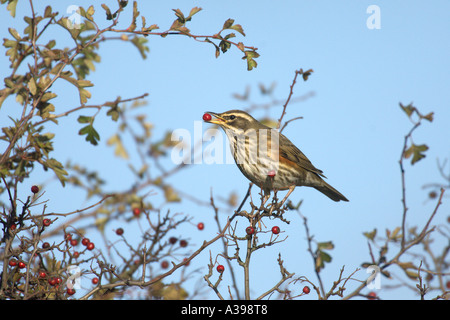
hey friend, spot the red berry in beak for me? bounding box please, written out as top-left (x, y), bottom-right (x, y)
top-left (203, 113), bottom-right (212, 121)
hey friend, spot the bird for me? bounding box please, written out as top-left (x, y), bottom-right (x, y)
top-left (202, 109), bottom-right (348, 205)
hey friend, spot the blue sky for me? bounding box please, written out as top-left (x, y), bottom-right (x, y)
top-left (1, 1), bottom-right (449, 300)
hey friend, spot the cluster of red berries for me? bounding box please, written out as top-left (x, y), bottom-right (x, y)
top-left (65, 233), bottom-right (95, 252)
top-left (245, 226), bottom-right (281, 235)
top-left (156, 222), bottom-right (207, 270)
top-left (8, 259), bottom-right (26, 269)
top-left (8, 259), bottom-right (79, 296)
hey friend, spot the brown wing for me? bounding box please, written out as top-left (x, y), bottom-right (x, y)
top-left (278, 132), bottom-right (326, 178)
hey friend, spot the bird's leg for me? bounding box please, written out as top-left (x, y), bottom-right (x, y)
top-left (261, 193), bottom-right (270, 206)
top-left (259, 186), bottom-right (270, 207)
top-left (277, 185), bottom-right (295, 209)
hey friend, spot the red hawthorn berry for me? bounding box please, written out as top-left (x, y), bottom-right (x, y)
top-left (81, 238), bottom-right (90, 246)
top-left (9, 260), bottom-right (17, 267)
top-left (179, 239), bottom-right (188, 247)
top-left (67, 288), bottom-right (76, 296)
top-left (10, 224), bottom-right (16, 231)
top-left (183, 258), bottom-right (190, 266)
top-left (31, 185), bottom-right (39, 194)
top-left (367, 291), bottom-right (377, 300)
top-left (64, 233), bottom-right (72, 241)
top-left (48, 278), bottom-right (57, 286)
top-left (42, 242), bottom-right (50, 249)
top-left (197, 222), bottom-right (205, 230)
top-left (92, 277), bottom-right (99, 285)
top-left (18, 261), bottom-right (26, 269)
top-left (43, 219), bottom-right (51, 227)
top-left (39, 271), bottom-right (46, 278)
top-left (86, 242), bottom-right (95, 250)
top-left (132, 208), bottom-right (141, 217)
top-left (246, 226), bottom-right (255, 235)
top-left (303, 286), bottom-right (310, 294)
top-left (73, 251), bottom-right (80, 259)
top-left (116, 228), bottom-right (124, 235)
top-left (161, 260), bottom-right (169, 269)
top-left (70, 239), bottom-right (78, 246)
top-left (272, 226), bottom-right (280, 235)
top-left (169, 237), bottom-right (178, 245)
top-left (202, 113), bottom-right (212, 121)
top-left (267, 170), bottom-right (276, 177)
top-left (216, 265), bottom-right (225, 273)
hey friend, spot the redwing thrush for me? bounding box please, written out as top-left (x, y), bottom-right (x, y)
top-left (203, 110), bottom-right (348, 203)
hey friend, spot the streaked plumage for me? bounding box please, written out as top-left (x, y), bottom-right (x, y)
top-left (204, 109), bottom-right (348, 202)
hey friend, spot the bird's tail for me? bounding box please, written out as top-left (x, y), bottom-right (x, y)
top-left (314, 180), bottom-right (349, 202)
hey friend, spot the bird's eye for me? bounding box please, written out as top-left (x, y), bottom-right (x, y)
top-left (229, 115), bottom-right (236, 120)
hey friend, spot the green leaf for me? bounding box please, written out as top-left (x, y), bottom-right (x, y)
top-left (46, 158), bottom-right (68, 186)
top-left (36, 103), bottom-right (55, 119)
top-left (79, 124), bottom-right (100, 145)
top-left (242, 50), bottom-right (260, 71)
top-left (77, 115), bottom-right (93, 124)
top-left (247, 58), bottom-right (257, 71)
top-left (315, 250), bottom-right (332, 272)
top-left (130, 36), bottom-right (150, 59)
top-left (219, 40), bottom-right (231, 54)
top-left (106, 105), bottom-right (120, 121)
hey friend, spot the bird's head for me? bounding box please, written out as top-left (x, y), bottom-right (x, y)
top-left (203, 110), bottom-right (264, 134)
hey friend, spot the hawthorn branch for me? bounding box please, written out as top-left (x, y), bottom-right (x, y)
top-left (277, 68), bottom-right (313, 130)
top-left (79, 216), bottom-right (232, 300)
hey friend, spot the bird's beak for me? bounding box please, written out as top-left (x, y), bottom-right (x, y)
top-left (204, 111), bottom-right (225, 125)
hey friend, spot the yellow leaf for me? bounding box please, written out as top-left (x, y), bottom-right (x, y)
top-left (164, 185), bottom-right (181, 202)
top-left (107, 134), bottom-right (129, 159)
top-left (28, 78), bottom-right (37, 95)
